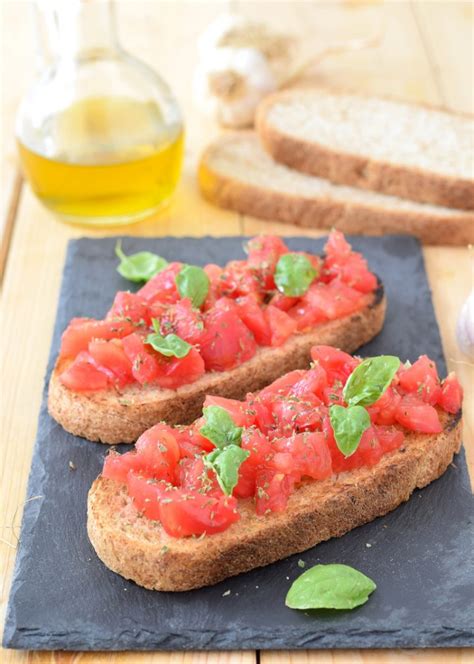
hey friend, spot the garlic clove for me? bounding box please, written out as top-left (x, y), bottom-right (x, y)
top-left (456, 290), bottom-right (474, 358)
top-left (197, 13), bottom-right (248, 57)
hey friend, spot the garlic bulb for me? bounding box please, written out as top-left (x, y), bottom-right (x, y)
top-left (456, 290), bottom-right (474, 358)
top-left (193, 14), bottom-right (294, 128)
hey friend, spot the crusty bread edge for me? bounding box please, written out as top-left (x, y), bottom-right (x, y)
top-left (255, 89), bottom-right (474, 212)
top-left (198, 133), bottom-right (474, 246)
top-left (48, 288), bottom-right (386, 444)
top-left (87, 410), bottom-right (462, 591)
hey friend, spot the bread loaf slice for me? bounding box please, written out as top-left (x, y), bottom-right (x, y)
top-left (87, 409), bottom-right (462, 591)
top-left (199, 133), bottom-right (474, 246)
top-left (48, 285), bottom-right (385, 444)
top-left (256, 88), bottom-right (474, 212)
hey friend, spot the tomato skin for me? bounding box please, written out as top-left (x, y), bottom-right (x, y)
top-left (290, 365), bottom-right (328, 400)
top-left (271, 394), bottom-right (324, 435)
top-left (398, 356), bottom-right (441, 406)
top-left (375, 426), bottom-right (405, 453)
top-left (245, 235), bottom-right (289, 290)
top-left (235, 294), bottom-right (271, 346)
top-left (200, 302), bottom-right (257, 371)
top-left (155, 348), bottom-right (205, 390)
top-left (158, 489), bottom-right (240, 537)
top-left (203, 395), bottom-right (250, 427)
top-left (88, 339), bottom-right (134, 387)
top-left (311, 346), bottom-right (359, 383)
top-left (269, 293), bottom-right (299, 312)
top-left (157, 299), bottom-right (205, 345)
top-left (60, 318), bottom-right (135, 359)
top-left (366, 387), bottom-right (401, 425)
top-left (59, 353), bottom-right (110, 391)
top-left (136, 423), bottom-right (180, 466)
top-left (126, 472), bottom-right (165, 520)
top-left (218, 260), bottom-right (261, 298)
top-left (265, 305), bottom-right (297, 347)
top-left (103, 450), bottom-right (144, 483)
top-left (274, 432), bottom-right (332, 480)
top-left (107, 292), bottom-right (150, 325)
top-left (179, 457), bottom-right (221, 495)
top-left (136, 262), bottom-right (182, 303)
top-left (259, 370), bottom-right (306, 401)
top-left (255, 469), bottom-right (294, 515)
top-left (122, 333), bottom-right (161, 384)
top-left (395, 395), bottom-right (443, 433)
top-left (438, 373), bottom-right (463, 414)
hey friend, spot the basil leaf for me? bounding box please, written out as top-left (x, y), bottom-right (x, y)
top-left (204, 445), bottom-right (250, 496)
top-left (343, 356), bottom-right (400, 407)
top-left (176, 265), bottom-right (209, 308)
top-left (199, 406), bottom-right (243, 449)
top-left (146, 321), bottom-right (191, 358)
top-left (274, 253), bottom-right (318, 297)
top-left (115, 241), bottom-right (168, 283)
top-left (286, 564), bottom-right (376, 610)
top-left (329, 404), bottom-right (370, 457)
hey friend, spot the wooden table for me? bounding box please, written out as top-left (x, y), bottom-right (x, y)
top-left (1, 1), bottom-right (472, 662)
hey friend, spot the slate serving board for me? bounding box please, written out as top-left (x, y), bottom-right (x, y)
top-left (3, 235), bottom-right (473, 652)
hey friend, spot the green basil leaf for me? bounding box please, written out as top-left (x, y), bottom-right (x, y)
top-left (204, 445), bottom-right (250, 496)
top-left (146, 321), bottom-right (191, 358)
top-left (286, 564), bottom-right (376, 610)
top-left (115, 241), bottom-right (168, 282)
top-left (343, 356), bottom-right (401, 407)
top-left (199, 406), bottom-right (243, 449)
top-left (176, 265), bottom-right (209, 308)
top-left (329, 404), bottom-right (371, 457)
top-left (274, 253), bottom-right (318, 297)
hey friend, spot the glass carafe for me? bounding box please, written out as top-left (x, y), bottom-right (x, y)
top-left (16, 0), bottom-right (184, 226)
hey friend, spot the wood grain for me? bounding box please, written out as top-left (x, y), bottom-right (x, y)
top-left (1, 1), bottom-right (472, 663)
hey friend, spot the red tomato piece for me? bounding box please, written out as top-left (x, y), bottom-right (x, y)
top-left (136, 423), bottom-right (180, 466)
top-left (59, 353), bottom-right (109, 391)
top-left (155, 348), bottom-right (205, 390)
top-left (178, 457), bottom-right (221, 495)
top-left (157, 488), bottom-right (239, 537)
top-left (235, 294), bottom-right (271, 346)
top-left (200, 303), bottom-right (257, 371)
top-left (255, 469), bottom-right (294, 515)
top-left (311, 346), bottom-right (359, 384)
top-left (218, 260), bottom-right (262, 298)
top-left (275, 432), bottom-right (332, 480)
top-left (60, 318), bottom-right (135, 359)
top-left (264, 305), bottom-right (297, 347)
top-left (136, 262), bottom-right (182, 303)
top-left (245, 235), bottom-right (289, 290)
top-left (395, 395), bottom-right (443, 433)
top-left (102, 450), bottom-right (144, 483)
top-left (398, 356), bottom-right (441, 405)
top-left (88, 339), bottom-right (134, 387)
top-left (269, 293), bottom-right (299, 312)
top-left (437, 373), bottom-right (463, 414)
top-left (290, 365), bottom-right (328, 400)
top-left (366, 387), bottom-right (401, 425)
top-left (126, 472), bottom-right (165, 520)
top-left (259, 370), bottom-right (306, 401)
top-left (106, 291), bottom-right (150, 325)
top-left (271, 395), bottom-right (324, 435)
top-left (375, 426), bottom-right (405, 453)
top-left (203, 395), bottom-right (250, 427)
top-left (324, 229), bottom-right (352, 258)
top-left (202, 264), bottom-right (223, 311)
top-left (122, 332), bottom-right (161, 384)
top-left (157, 299), bottom-right (205, 345)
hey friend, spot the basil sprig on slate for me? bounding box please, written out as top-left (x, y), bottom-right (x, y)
top-left (343, 356), bottom-right (400, 407)
top-left (200, 406), bottom-right (248, 496)
top-left (176, 264), bottom-right (209, 308)
top-left (115, 241), bottom-right (168, 282)
top-left (146, 319), bottom-right (191, 358)
top-left (329, 355), bottom-right (401, 457)
top-left (274, 253), bottom-right (318, 297)
top-left (286, 564), bottom-right (376, 610)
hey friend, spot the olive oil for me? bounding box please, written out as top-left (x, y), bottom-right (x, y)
top-left (17, 96), bottom-right (184, 225)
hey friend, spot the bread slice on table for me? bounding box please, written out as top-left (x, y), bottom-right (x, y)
top-left (199, 133), bottom-right (474, 246)
top-left (255, 88), bottom-right (474, 212)
top-left (87, 409), bottom-right (462, 591)
top-left (48, 284), bottom-right (385, 444)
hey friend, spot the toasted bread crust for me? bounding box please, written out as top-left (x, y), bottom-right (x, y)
top-left (87, 410), bottom-right (462, 591)
top-left (256, 90), bottom-right (474, 213)
top-left (199, 136), bottom-right (474, 246)
top-left (47, 288), bottom-right (386, 444)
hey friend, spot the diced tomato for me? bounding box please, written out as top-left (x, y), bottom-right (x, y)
top-left (356, 427), bottom-right (384, 467)
top-left (59, 352), bottom-right (109, 391)
top-left (241, 427), bottom-right (274, 467)
top-left (106, 291), bottom-right (150, 325)
top-left (395, 395), bottom-right (443, 433)
top-left (245, 235), bottom-right (289, 290)
top-left (88, 339), bottom-right (134, 387)
top-left (155, 348), bottom-right (205, 390)
top-left (274, 432), bottom-right (332, 480)
top-left (202, 264), bottom-right (223, 311)
top-left (324, 252), bottom-right (377, 293)
top-left (265, 305), bottom-right (297, 347)
top-left (158, 487), bottom-right (239, 537)
top-left (203, 395), bottom-right (249, 427)
top-left (398, 356), bottom-right (441, 405)
top-left (200, 303), bottom-right (257, 371)
top-left (218, 260), bottom-right (261, 298)
top-left (255, 469), bottom-right (294, 515)
top-left (136, 423), bottom-right (180, 466)
top-left (311, 346), bottom-right (359, 384)
top-left (290, 365), bottom-right (328, 400)
top-left (271, 394), bottom-right (324, 434)
top-left (366, 387), bottom-right (401, 425)
top-left (126, 472), bottom-right (166, 520)
top-left (136, 262), bottom-right (182, 303)
top-left (375, 426), bottom-right (405, 453)
top-left (60, 318), bottom-right (135, 359)
top-left (157, 299), bottom-right (205, 345)
top-left (122, 332), bottom-right (161, 384)
top-left (179, 457), bottom-right (221, 495)
top-left (269, 292), bottom-right (299, 312)
top-left (437, 373), bottom-right (463, 414)
top-left (259, 370), bottom-right (306, 401)
top-left (235, 294), bottom-right (271, 346)
top-left (175, 424), bottom-right (215, 455)
top-left (102, 450), bottom-right (144, 484)
top-left (324, 229), bottom-right (352, 258)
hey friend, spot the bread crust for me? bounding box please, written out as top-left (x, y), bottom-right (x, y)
top-left (199, 135), bottom-right (474, 246)
top-left (256, 89), bottom-right (474, 213)
top-left (87, 410), bottom-right (462, 591)
top-left (48, 288), bottom-right (386, 443)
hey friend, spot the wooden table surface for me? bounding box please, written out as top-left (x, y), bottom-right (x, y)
top-left (1, 1), bottom-right (473, 662)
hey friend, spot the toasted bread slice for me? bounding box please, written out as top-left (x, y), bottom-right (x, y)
top-left (199, 133), bottom-right (474, 246)
top-left (87, 410), bottom-right (462, 591)
top-left (48, 285), bottom-right (385, 444)
top-left (256, 88), bottom-right (474, 211)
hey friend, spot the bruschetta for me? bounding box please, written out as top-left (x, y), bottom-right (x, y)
top-left (48, 232), bottom-right (385, 443)
top-left (87, 346), bottom-right (463, 591)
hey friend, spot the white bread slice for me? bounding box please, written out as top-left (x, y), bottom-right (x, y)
top-left (199, 133), bottom-right (474, 246)
top-left (48, 285), bottom-right (385, 444)
top-left (87, 409), bottom-right (462, 591)
top-left (256, 88), bottom-right (474, 212)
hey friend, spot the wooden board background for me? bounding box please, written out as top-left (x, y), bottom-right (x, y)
top-left (0, 1), bottom-right (472, 662)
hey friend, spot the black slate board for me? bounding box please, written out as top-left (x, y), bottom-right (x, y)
top-left (3, 235), bottom-right (474, 652)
